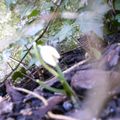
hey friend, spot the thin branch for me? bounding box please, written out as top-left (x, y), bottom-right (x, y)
top-left (48, 112), bottom-right (78, 120)
top-left (9, 57), bottom-right (27, 67)
top-left (7, 62), bottom-right (14, 71)
top-left (24, 44), bottom-right (33, 57)
top-left (4, 46), bottom-right (32, 81)
top-left (13, 86), bottom-right (78, 120)
top-left (13, 87), bottom-right (48, 105)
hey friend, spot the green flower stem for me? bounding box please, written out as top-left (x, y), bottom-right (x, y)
top-left (36, 80), bottom-right (65, 94)
top-left (56, 65), bottom-right (76, 97)
top-left (33, 43), bottom-right (78, 103)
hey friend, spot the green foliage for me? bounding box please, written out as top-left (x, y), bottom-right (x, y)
top-left (12, 71), bottom-right (23, 80)
top-left (115, 14), bottom-right (120, 23)
top-left (114, 0), bottom-right (120, 24)
top-left (0, 0), bottom-right (118, 80)
top-left (115, 0), bottom-right (120, 10)
top-left (105, 0), bottom-right (120, 33)
top-left (12, 67), bottom-right (26, 80)
top-left (33, 43), bottom-right (78, 102)
top-left (28, 9), bottom-right (40, 18)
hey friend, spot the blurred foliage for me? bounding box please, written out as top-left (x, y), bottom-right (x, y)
top-left (115, 0), bottom-right (120, 11)
top-left (115, 0), bottom-right (120, 24)
top-left (105, 0), bottom-right (120, 34)
top-left (0, 0), bottom-right (118, 81)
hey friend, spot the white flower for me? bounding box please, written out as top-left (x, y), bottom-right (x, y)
top-left (39, 45), bottom-right (60, 67)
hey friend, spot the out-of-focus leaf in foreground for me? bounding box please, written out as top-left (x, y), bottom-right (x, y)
top-left (76, 0), bottom-right (110, 38)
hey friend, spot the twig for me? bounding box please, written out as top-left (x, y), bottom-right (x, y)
top-left (9, 57), bottom-right (27, 67)
top-left (24, 44), bottom-right (33, 57)
top-left (13, 86), bottom-right (48, 105)
top-left (43, 59), bottom-right (89, 87)
top-left (48, 112), bottom-right (78, 120)
top-left (13, 86), bottom-right (78, 120)
top-left (7, 62), bottom-right (14, 71)
top-left (4, 46), bottom-right (32, 81)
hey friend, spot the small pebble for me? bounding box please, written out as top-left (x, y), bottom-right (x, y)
top-left (63, 101), bottom-right (73, 111)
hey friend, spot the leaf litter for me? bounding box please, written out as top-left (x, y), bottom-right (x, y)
top-left (0, 34), bottom-right (120, 120)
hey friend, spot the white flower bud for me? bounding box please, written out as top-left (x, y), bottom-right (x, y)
top-left (39, 45), bottom-right (60, 67)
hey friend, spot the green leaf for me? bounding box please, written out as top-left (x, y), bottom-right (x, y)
top-left (12, 71), bottom-right (24, 80)
top-left (20, 67), bottom-right (26, 75)
top-left (12, 67), bottom-right (26, 80)
top-left (36, 40), bottom-right (45, 45)
top-left (23, 21), bottom-right (44, 36)
top-left (49, 24), bottom-right (73, 45)
top-left (28, 9), bottom-right (40, 18)
top-left (115, 14), bottom-right (120, 23)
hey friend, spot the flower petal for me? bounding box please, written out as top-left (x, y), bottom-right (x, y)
top-left (39, 45), bottom-right (60, 67)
